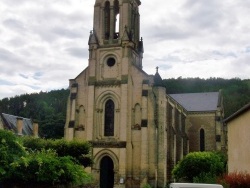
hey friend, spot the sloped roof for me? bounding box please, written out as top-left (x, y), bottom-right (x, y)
top-left (169, 92), bottom-right (220, 112)
top-left (224, 102), bottom-right (250, 123)
top-left (1, 113), bottom-right (33, 135)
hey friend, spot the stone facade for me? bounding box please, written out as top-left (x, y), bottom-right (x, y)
top-left (64, 0), bottom-right (224, 187)
top-left (224, 103), bottom-right (250, 173)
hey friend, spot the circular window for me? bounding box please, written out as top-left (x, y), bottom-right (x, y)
top-left (107, 57), bottom-right (116, 67)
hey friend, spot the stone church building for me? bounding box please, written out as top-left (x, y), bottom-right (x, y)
top-left (64, 0), bottom-right (224, 187)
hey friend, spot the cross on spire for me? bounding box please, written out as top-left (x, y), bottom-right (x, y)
top-left (156, 66), bottom-right (159, 73)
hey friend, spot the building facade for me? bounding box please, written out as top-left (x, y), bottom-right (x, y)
top-left (64, 1), bottom-right (224, 187)
top-left (224, 103), bottom-right (250, 173)
top-left (170, 92), bottom-right (225, 152)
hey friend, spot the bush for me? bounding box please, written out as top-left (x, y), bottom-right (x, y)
top-left (172, 151), bottom-right (226, 182)
top-left (0, 130), bottom-right (26, 181)
top-left (218, 172), bottom-right (250, 188)
top-left (21, 136), bottom-right (93, 167)
top-left (193, 172), bottom-right (218, 184)
top-left (5, 149), bottom-right (93, 187)
top-left (0, 130), bottom-right (93, 186)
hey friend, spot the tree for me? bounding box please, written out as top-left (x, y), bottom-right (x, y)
top-left (172, 151), bottom-right (226, 182)
top-left (0, 130), bottom-right (93, 187)
top-left (0, 130), bottom-right (26, 181)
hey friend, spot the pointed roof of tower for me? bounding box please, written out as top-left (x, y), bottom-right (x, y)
top-left (88, 30), bottom-right (99, 45)
top-left (154, 66), bottom-right (164, 87)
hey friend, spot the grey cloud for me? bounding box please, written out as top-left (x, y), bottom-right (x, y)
top-left (143, 24), bottom-right (192, 42)
top-left (65, 47), bottom-right (88, 58)
top-left (3, 19), bottom-right (25, 31)
top-left (182, 0), bottom-right (223, 31)
top-left (19, 74), bottom-right (29, 79)
top-left (51, 27), bottom-right (83, 39)
top-left (33, 72), bottom-right (43, 80)
top-left (0, 48), bottom-right (24, 64)
top-left (0, 79), bottom-right (15, 86)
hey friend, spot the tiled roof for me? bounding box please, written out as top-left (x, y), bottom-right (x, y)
top-left (1, 113), bottom-right (33, 135)
top-left (169, 92), bottom-right (220, 112)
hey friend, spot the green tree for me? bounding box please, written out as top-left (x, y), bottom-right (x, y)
top-left (6, 149), bottom-right (93, 187)
top-left (172, 151), bottom-right (226, 182)
top-left (0, 130), bottom-right (26, 181)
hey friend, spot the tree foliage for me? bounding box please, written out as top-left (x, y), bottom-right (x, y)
top-left (163, 77), bottom-right (250, 117)
top-left (6, 150), bottom-right (92, 187)
top-left (21, 136), bottom-right (93, 167)
top-left (172, 151), bottom-right (227, 182)
top-left (0, 130), bottom-right (26, 180)
top-left (0, 130), bottom-right (93, 187)
top-left (0, 89), bottom-right (69, 139)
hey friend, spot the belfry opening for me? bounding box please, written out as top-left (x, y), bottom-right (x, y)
top-left (104, 0), bottom-right (120, 40)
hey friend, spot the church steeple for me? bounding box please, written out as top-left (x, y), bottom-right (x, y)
top-left (91, 0), bottom-right (141, 49)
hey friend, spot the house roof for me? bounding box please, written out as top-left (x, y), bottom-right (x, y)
top-left (169, 92), bottom-right (220, 112)
top-left (224, 102), bottom-right (250, 123)
top-left (0, 113), bottom-right (34, 135)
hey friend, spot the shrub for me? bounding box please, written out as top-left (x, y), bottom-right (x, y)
top-left (0, 130), bottom-right (93, 186)
top-left (0, 130), bottom-right (26, 181)
top-left (193, 172), bottom-right (218, 184)
top-left (172, 151), bottom-right (226, 182)
top-left (5, 149), bottom-right (93, 187)
top-left (21, 136), bottom-right (93, 167)
top-left (218, 172), bottom-right (250, 188)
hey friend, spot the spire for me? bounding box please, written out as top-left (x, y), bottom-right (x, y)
top-left (154, 66), bottom-right (164, 87)
top-left (88, 30), bottom-right (99, 45)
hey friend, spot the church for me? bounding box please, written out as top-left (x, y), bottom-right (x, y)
top-left (64, 0), bottom-right (224, 187)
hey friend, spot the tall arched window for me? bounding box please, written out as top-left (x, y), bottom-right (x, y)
top-left (104, 99), bottom-right (114, 136)
top-left (104, 1), bottom-right (110, 39)
top-left (200, 128), bottom-right (205, 151)
top-left (114, 0), bottom-right (120, 39)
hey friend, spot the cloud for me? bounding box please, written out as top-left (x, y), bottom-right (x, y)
top-left (0, 48), bottom-right (24, 64)
top-left (0, 0), bottom-right (249, 99)
top-left (65, 47), bottom-right (88, 59)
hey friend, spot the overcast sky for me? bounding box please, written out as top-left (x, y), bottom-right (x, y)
top-left (0, 0), bottom-right (250, 99)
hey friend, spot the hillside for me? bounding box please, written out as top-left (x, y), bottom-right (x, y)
top-left (0, 78), bottom-right (249, 139)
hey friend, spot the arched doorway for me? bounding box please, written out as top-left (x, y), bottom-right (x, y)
top-left (100, 156), bottom-right (114, 188)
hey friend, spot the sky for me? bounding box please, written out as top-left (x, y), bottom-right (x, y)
top-left (0, 0), bottom-right (250, 99)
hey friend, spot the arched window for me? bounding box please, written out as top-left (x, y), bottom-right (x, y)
top-left (114, 0), bottom-right (120, 39)
top-left (104, 1), bottom-right (110, 39)
top-left (200, 128), bottom-right (205, 151)
top-left (104, 99), bottom-right (114, 136)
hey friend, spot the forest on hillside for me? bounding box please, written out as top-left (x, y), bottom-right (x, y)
top-left (0, 78), bottom-right (249, 139)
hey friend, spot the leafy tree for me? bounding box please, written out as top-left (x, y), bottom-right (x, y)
top-left (21, 137), bottom-right (93, 167)
top-left (0, 130), bottom-right (93, 187)
top-left (172, 151), bottom-right (226, 182)
top-left (0, 130), bottom-right (26, 181)
top-left (6, 149), bottom-right (93, 187)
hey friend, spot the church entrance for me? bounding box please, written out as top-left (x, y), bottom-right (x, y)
top-left (100, 156), bottom-right (114, 188)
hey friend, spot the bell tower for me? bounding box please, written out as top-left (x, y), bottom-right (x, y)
top-left (88, 0), bottom-right (143, 71)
